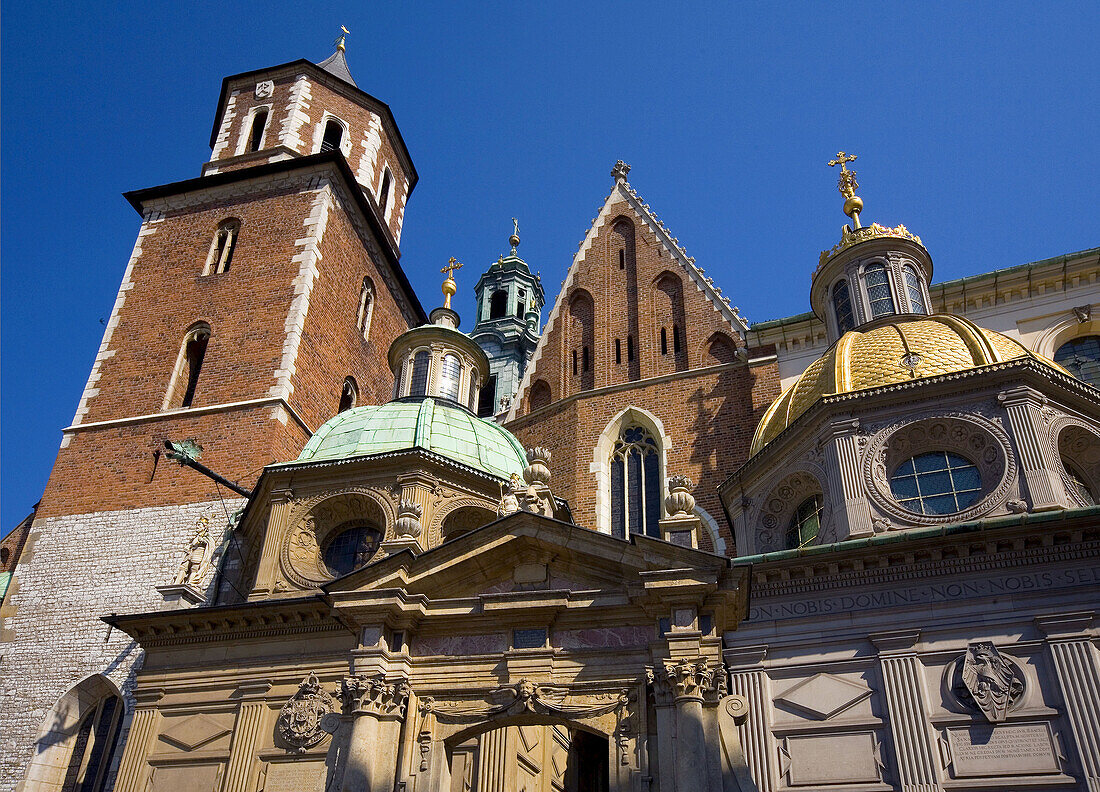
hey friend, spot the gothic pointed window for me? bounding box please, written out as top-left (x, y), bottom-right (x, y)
top-left (248, 108), bottom-right (268, 152)
top-left (357, 278), bottom-right (375, 341)
top-left (864, 263), bottom-right (896, 318)
top-left (610, 425), bottom-right (661, 539)
top-left (903, 265), bottom-right (926, 314)
top-left (165, 323), bottom-right (211, 409)
top-left (320, 119), bottom-right (344, 153)
top-left (409, 350), bottom-right (431, 397)
top-left (379, 167), bottom-right (393, 217)
top-left (204, 219), bottom-right (239, 275)
top-left (832, 279), bottom-right (854, 334)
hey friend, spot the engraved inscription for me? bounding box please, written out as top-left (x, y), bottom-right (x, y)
top-left (947, 723), bottom-right (1060, 777)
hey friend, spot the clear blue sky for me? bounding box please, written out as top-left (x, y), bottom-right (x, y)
top-left (2, 1), bottom-right (1098, 533)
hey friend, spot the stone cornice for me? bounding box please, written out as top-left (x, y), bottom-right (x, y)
top-left (64, 395), bottom-right (315, 436)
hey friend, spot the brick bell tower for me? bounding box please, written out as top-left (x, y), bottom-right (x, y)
top-left (0, 37), bottom-right (425, 789)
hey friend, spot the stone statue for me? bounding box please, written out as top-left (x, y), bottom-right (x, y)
top-left (174, 519), bottom-right (211, 586)
top-left (497, 474), bottom-right (522, 516)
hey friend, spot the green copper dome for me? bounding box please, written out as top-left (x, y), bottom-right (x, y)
top-left (296, 398), bottom-right (526, 480)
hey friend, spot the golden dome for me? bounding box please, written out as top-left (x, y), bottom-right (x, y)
top-left (750, 314), bottom-right (1068, 454)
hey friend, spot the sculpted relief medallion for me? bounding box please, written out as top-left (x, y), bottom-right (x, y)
top-left (280, 490), bottom-right (389, 589)
top-left (276, 673), bottom-right (339, 752)
top-left (950, 642), bottom-right (1025, 723)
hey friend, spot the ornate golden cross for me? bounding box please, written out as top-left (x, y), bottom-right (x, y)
top-left (441, 257), bottom-right (463, 277)
top-left (828, 151), bottom-right (857, 172)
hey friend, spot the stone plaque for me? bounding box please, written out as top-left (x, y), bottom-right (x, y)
top-left (265, 760), bottom-right (327, 791)
top-left (786, 731), bottom-right (882, 785)
top-left (150, 763), bottom-right (221, 792)
top-left (946, 722), bottom-right (1060, 777)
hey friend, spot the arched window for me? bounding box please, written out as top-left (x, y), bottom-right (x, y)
top-left (515, 288), bottom-right (527, 319)
top-left (320, 118), bottom-right (344, 153)
top-left (1054, 335), bottom-right (1100, 388)
top-left (323, 521), bottom-right (382, 577)
top-left (248, 108), bottom-right (268, 152)
top-left (204, 219), bottom-right (239, 275)
top-left (529, 379), bottom-right (551, 412)
top-left (490, 290), bottom-right (508, 320)
top-left (357, 277), bottom-right (375, 341)
top-left (832, 279), bottom-right (854, 334)
top-left (864, 263), bottom-right (896, 319)
top-left (338, 377), bottom-right (358, 413)
top-left (409, 350), bottom-right (431, 397)
top-left (379, 167), bottom-right (393, 217)
top-left (478, 375), bottom-right (497, 416)
top-left (903, 265), bottom-right (926, 314)
top-left (786, 495), bottom-right (822, 549)
top-left (165, 323), bottom-right (211, 409)
top-left (569, 289), bottom-right (595, 391)
top-left (610, 425), bottom-right (661, 539)
top-left (439, 353), bottom-right (462, 401)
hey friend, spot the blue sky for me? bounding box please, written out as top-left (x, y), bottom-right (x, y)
top-left (2, 1), bottom-right (1098, 533)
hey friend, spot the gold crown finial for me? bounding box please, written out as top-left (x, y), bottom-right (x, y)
top-left (335, 25), bottom-right (350, 52)
top-left (441, 257), bottom-right (463, 309)
top-left (509, 217), bottom-right (520, 254)
top-left (828, 151), bottom-right (863, 228)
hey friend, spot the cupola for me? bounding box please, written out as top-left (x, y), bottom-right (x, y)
top-left (810, 152), bottom-right (934, 344)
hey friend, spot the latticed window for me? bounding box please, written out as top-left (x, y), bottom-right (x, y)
top-left (438, 353), bottom-right (462, 401)
top-left (890, 451), bottom-right (982, 515)
top-left (1054, 335), bottom-right (1100, 388)
top-left (323, 522), bottom-right (382, 577)
top-left (864, 263), bottom-right (896, 318)
top-left (832, 280), bottom-right (854, 334)
top-left (786, 494), bottom-right (822, 549)
top-left (409, 351), bottom-right (431, 397)
top-left (610, 425), bottom-right (661, 539)
top-left (903, 265), bottom-right (926, 314)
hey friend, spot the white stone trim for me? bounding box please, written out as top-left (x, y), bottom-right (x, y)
top-left (234, 103), bottom-right (273, 156)
top-left (1033, 311), bottom-right (1100, 360)
top-left (209, 90), bottom-right (239, 161)
top-left (589, 405), bottom-right (672, 535)
top-left (355, 112), bottom-right (383, 191)
top-left (269, 184), bottom-right (334, 403)
top-left (67, 213), bottom-right (165, 439)
top-left (310, 111), bottom-right (352, 159)
top-left (696, 506), bottom-right (727, 556)
top-left (278, 75), bottom-right (312, 153)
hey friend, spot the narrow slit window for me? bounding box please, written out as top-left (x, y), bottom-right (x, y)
top-left (832, 279), bottom-right (854, 333)
top-left (321, 119), bottom-right (344, 153)
top-left (248, 109), bottom-right (268, 152)
top-left (356, 278), bottom-right (375, 341)
top-left (572, 349), bottom-right (578, 376)
top-left (661, 327), bottom-right (668, 355)
top-left (379, 168), bottom-right (392, 217)
top-left (615, 339), bottom-right (622, 364)
top-left (619, 249), bottom-right (625, 270)
top-left (515, 288), bottom-right (527, 319)
top-left (338, 378), bottom-right (357, 413)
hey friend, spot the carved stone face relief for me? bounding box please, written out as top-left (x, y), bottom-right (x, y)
top-left (948, 642), bottom-right (1025, 723)
top-left (276, 673), bottom-right (338, 752)
top-left (280, 491), bottom-right (389, 589)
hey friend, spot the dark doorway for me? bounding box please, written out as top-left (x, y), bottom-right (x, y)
top-left (565, 729), bottom-right (609, 792)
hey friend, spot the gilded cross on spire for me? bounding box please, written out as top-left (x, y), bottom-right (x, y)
top-left (335, 25), bottom-right (350, 52)
top-left (828, 151), bottom-right (863, 228)
top-left (441, 257), bottom-right (463, 309)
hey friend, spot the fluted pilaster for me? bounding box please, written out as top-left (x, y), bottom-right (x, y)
top-left (731, 670), bottom-right (774, 792)
top-left (476, 727), bottom-right (510, 792)
top-left (222, 701), bottom-right (267, 791)
top-left (1038, 615), bottom-right (1100, 792)
top-left (823, 419), bottom-right (873, 538)
top-left (112, 707), bottom-right (158, 792)
top-left (998, 387), bottom-right (1065, 510)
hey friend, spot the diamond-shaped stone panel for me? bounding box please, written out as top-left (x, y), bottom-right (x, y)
top-left (775, 673), bottom-right (872, 720)
top-left (158, 713), bottom-right (232, 751)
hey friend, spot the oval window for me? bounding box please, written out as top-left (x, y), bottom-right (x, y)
top-left (889, 451), bottom-right (982, 515)
top-left (323, 521), bottom-right (382, 577)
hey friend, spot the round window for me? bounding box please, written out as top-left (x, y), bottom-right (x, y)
top-left (323, 521), bottom-right (382, 577)
top-left (889, 452), bottom-right (982, 515)
top-left (786, 495), bottom-right (822, 549)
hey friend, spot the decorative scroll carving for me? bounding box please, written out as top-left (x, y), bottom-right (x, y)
top-left (276, 672), bottom-right (338, 752)
top-left (648, 659), bottom-right (727, 704)
top-left (340, 675), bottom-right (410, 718)
top-left (954, 642), bottom-right (1025, 723)
top-left (717, 694), bottom-right (756, 789)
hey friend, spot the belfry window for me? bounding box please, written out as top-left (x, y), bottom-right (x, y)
top-left (248, 108), bottom-right (268, 152)
top-left (478, 375), bottom-right (497, 417)
top-left (516, 288), bottom-right (527, 318)
top-left (832, 279), bottom-right (854, 334)
top-left (864, 263), bottom-right (896, 318)
top-left (357, 278), bottom-right (375, 341)
top-left (610, 425), bottom-right (661, 539)
top-left (490, 290), bottom-right (508, 320)
top-left (379, 167), bottom-right (393, 217)
top-left (903, 265), bottom-right (926, 314)
top-left (165, 324), bottom-right (211, 410)
top-left (1054, 335), bottom-right (1100, 388)
top-left (439, 353), bottom-right (462, 402)
top-left (338, 377), bottom-right (358, 413)
top-left (205, 219), bottom-right (239, 275)
top-left (409, 350), bottom-right (431, 397)
top-left (320, 119), bottom-right (344, 153)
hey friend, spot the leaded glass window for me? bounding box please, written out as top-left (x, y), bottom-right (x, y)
top-left (785, 494), bottom-right (822, 549)
top-left (409, 351), bottom-right (431, 397)
top-left (903, 265), bottom-right (926, 314)
top-left (864, 263), bottom-right (896, 318)
top-left (889, 451), bottom-right (982, 515)
top-left (1054, 335), bottom-right (1100, 388)
top-left (610, 425), bottom-right (661, 539)
top-left (323, 521), bottom-right (382, 577)
top-left (832, 279), bottom-right (854, 334)
top-left (439, 353), bottom-right (462, 401)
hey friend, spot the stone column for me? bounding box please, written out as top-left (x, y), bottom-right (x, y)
top-left (1037, 613), bottom-right (1100, 792)
top-left (651, 658), bottom-right (724, 791)
top-left (823, 419), bottom-right (874, 539)
top-left (871, 631), bottom-right (942, 792)
top-left (339, 674), bottom-right (410, 792)
top-left (112, 696), bottom-right (160, 792)
top-left (727, 646), bottom-right (773, 792)
top-left (997, 387), bottom-right (1067, 510)
top-left (222, 681), bottom-right (272, 791)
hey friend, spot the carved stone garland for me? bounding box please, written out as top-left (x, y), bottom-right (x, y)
top-left (280, 489), bottom-right (391, 589)
top-left (863, 412), bottom-right (1016, 525)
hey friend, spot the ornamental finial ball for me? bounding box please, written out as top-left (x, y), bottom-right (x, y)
top-left (843, 195), bottom-right (864, 218)
top-left (441, 257), bottom-right (463, 309)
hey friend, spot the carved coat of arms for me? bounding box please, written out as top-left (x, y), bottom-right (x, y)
top-left (276, 672), bottom-right (338, 751)
top-left (958, 642), bottom-right (1024, 722)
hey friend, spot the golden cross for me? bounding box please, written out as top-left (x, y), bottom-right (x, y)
top-left (441, 257), bottom-right (463, 277)
top-left (828, 151), bottom-right (857, 172)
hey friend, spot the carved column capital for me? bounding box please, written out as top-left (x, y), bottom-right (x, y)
top-left (340, 674), bottom-right (410, 719)
top-left (649, 658), bottom-right (727, 704)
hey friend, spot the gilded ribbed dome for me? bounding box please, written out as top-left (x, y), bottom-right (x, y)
top-left (751, 314), bottom-right (1067, 454)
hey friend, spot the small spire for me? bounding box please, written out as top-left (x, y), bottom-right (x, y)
top-left (828, 151), bottom-right (863, 229)
top-left (611, 160), bottom-right (631, 182)
top-left (441, 257), bottom-right (463, 309)
top-left (335, 25), bottom-right (350, 52)
top-left (509, 217), bottom-right (521, 254)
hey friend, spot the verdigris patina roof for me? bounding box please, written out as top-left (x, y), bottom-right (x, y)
top-left (296, 398), bottom-right (526, 480)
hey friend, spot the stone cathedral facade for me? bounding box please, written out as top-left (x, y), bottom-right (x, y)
top-left (1, 41), bottom-right (1099, 792)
